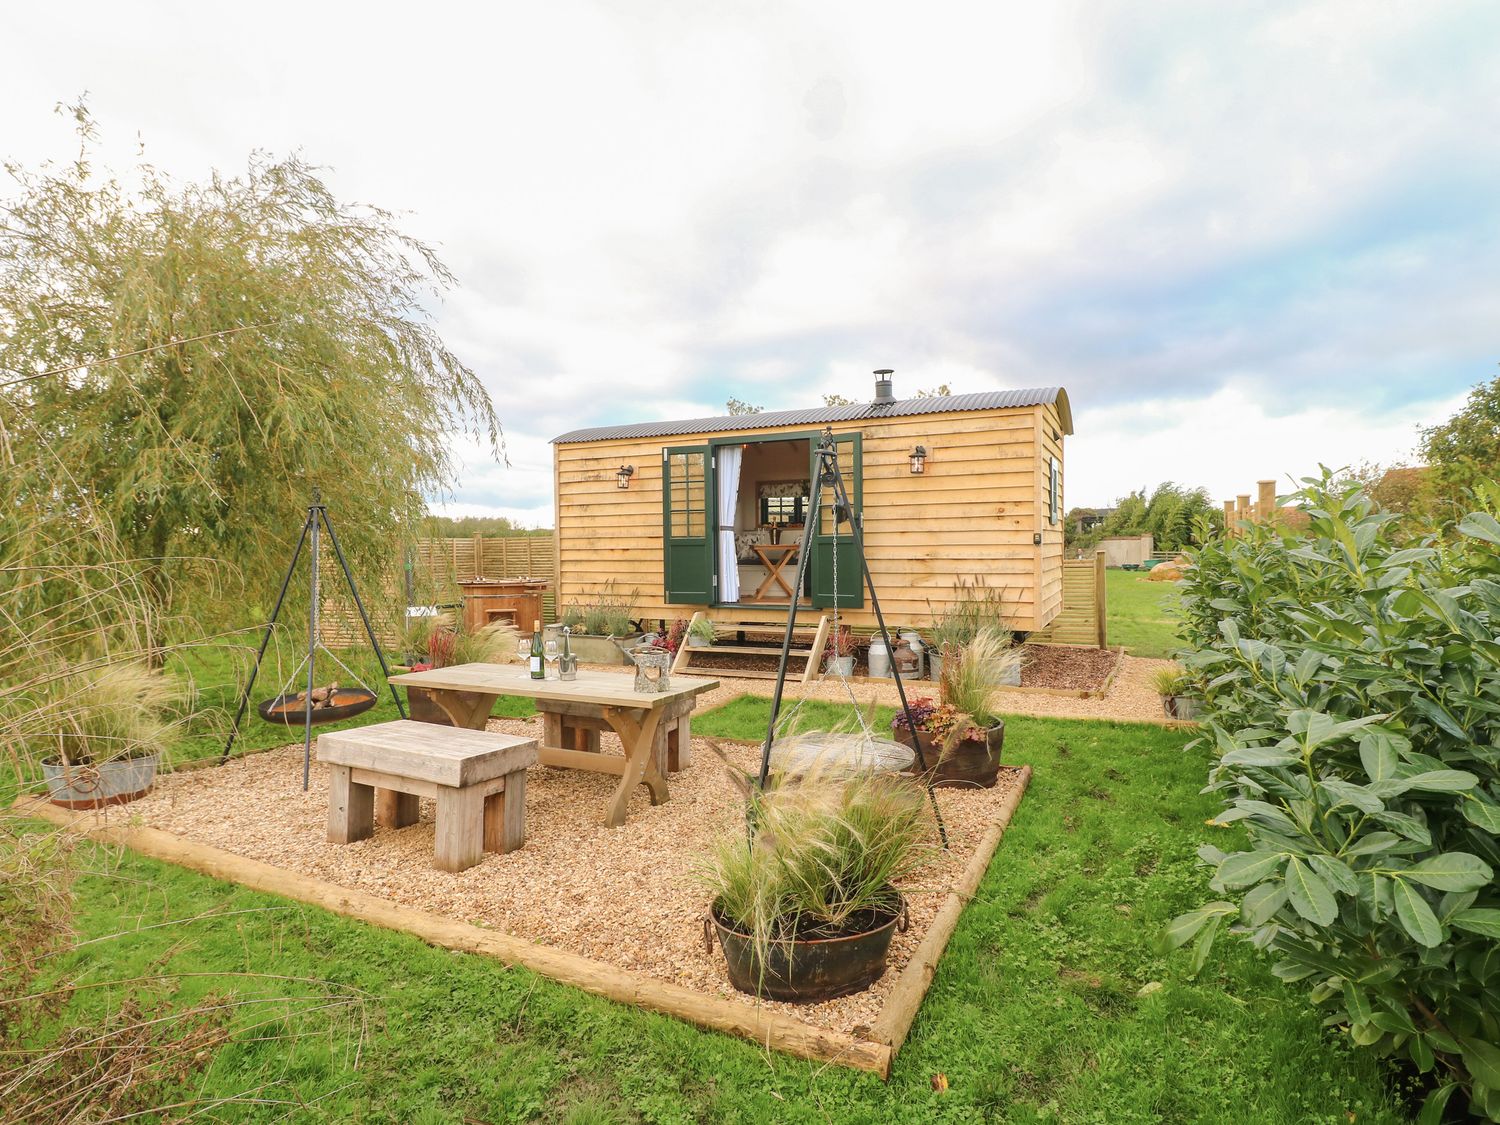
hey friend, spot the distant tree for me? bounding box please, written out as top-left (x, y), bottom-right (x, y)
top-left (725, 398), bottom-right (762, 415)
top-left (1088, 483), bottom-right (1221, 553)
top-left (423, 514), bottom-right (545, 537)
top-left (1421, 373), bottom-right (1500, 507)
top-left (823, 384), bottom-right (950, 407)
top-left (0, 104), bottom-right (500, 643)
top-left (1331, 460), bottom-right (1435, 518)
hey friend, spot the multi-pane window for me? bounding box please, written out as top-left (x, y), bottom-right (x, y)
top-left (668, 451), bottom-right (706, 538)
top-left (760, 494), bottom-right (805, 525)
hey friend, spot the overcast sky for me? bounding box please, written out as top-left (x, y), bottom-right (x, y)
top-left (7, 1), bottom-right (1496, 522)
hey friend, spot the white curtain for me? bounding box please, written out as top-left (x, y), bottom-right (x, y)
top-left (717, 445), bottom-right (742, 603)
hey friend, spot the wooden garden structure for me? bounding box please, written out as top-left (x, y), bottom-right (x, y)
top-left (1224, 480), bottom-right (1281, 537)
top-left (551, 376), bottom-right (1074, 635)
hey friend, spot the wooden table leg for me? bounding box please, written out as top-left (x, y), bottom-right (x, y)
top-left (434, 785), bottom-right (485, 872)
top-left (601, 706), bottom-right (667, 828)
top-left (433, 690), bottom-right (500, 731)
top-left (375, 789), bottom-right (419, 829)
top-left (327, 764), bottom-right (374, 844)
top-left (668, 712), bottom-right (692, 772)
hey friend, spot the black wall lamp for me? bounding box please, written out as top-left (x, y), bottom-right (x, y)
top-left (909, 445), bottom-right (928, 474)
top-left (616, 465), bottom-right (635, 489)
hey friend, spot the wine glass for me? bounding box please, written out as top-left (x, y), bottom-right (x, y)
top-left (516, 635), bottom-right (529, 665)
top-left (544, 635), bottom-right (560, 677)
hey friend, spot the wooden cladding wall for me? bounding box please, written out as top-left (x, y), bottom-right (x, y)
top-left (554, 405), bottom-right (1062, 632)
top-left (319, 535), bottom-right (556, 647)
top-left (1030, 555), bottom-right (1107, 648)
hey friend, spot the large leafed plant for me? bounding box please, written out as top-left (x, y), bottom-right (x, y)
top-left (1167, 475), bottom-right (1500, 1120)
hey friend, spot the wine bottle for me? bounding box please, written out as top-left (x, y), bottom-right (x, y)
top-left (529, 619), bottom-right (545, 680)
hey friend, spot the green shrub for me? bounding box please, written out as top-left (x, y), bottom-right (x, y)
top-left (1166, 474), bottom-right (1500, 1119)
top-left (570, 581), bottom-right (637, 637)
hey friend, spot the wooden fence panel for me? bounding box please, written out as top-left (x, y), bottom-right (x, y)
top-left (320, 533), bottom-right (557, 648)
top-left (1030, 555), bottom-right (1107, 648)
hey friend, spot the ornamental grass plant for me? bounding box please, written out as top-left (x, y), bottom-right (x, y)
top-left (47, 661), bottom-right (186, 765)
top-left (700, 751), bottom-right (935, 970)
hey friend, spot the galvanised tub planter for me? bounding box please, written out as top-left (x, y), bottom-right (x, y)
top-left (43, 753), bottom-right (159, 810)
top-left (708, 895), bottom-right (907, 1002)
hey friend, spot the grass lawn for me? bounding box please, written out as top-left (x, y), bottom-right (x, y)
top-left (39, 700), bottom-right (1406, 1123)
top-left (1105, 569), bottom-right (1183, 660)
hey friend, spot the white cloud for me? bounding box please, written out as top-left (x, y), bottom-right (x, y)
top-left (3, 0), bottom-right (1496, 523)
top-left (1069, 383), bottom-right (1466, 508)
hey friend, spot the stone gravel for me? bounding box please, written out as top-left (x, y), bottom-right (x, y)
top-left (121, 655), bottom-right (1167, 1037)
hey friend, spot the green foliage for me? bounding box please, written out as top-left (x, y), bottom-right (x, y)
top-left (0, 104), bottom-right (499, 641)
top-left (1083, 482), bottom-right (1223, 553)
top-left (1168, 472), bottom-right (1500, 1119)
top-left (17, 711), bottom-right (1407, 1120)
top-left (421, 515), bottom-right (546, 536)
top-left (938, 626), bottom-right (1018, 729)
top-left (563, 581), bottom-right (637, 637)
top-left (724, 397), bottom-right (762, 415)
top-left (925, 575), bottom-right (1014, 652)
top-left (687, 615), bottom-right (715, 640)
top-left (1422, 373), bottom-right (1500, 511)
top-left (1331, 460), bottom-right (1437, 520)
top-left (48, 661), bottom-right (186, 764)
top-left (1150, 664), bottom-right (1186, 698)
top-left (701, 768), bottom-right (934, 969)
top-left (450, 621), bottom-right (520, 667)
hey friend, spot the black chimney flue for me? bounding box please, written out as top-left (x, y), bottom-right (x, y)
top-left (873, 368), bottom-right (894, 404)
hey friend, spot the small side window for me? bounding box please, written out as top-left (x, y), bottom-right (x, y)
top-left (1048, 457), bottom-right (1060, 525)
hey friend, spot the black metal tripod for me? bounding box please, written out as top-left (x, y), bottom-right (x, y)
top-left (757, 429), bottom-right (949, 848)
top-left (220, 488), bottom-right (406, 787)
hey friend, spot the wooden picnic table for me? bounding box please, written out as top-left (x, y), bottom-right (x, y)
top-left (750, 543), bottom-right (800, 600)
top-left (387, 664), bottom-right (720, 827)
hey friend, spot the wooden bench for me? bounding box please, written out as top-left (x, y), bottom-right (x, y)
top-left (317, 720), bottom-right (538, 873)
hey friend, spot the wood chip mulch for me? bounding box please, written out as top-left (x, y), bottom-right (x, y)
top-left (1019, 644), bottom-right (1121, 692)
top-left (129, 709), bottom-right (1026, 1039)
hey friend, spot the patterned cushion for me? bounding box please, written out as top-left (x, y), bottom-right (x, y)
top-left (735, 529), bottom-right (768, 562)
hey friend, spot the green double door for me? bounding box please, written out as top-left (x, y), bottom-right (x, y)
top-left (662, 435), bottom-right (862, 609)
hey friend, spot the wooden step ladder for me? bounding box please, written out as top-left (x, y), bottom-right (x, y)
top-left (670, 612), bottom-right (831, 683)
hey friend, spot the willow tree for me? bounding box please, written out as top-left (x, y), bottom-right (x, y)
top-left (0, 106), bottom-right (500, 640)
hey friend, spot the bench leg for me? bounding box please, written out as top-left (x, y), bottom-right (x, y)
top-left (434, 786), bottom-right (485, 872)
top-left (327, 765), bottom-right (374, 844)
top-left (484, 771), bottom-right (527, 855)
top-left (375, 788), bottom-right (420, 829)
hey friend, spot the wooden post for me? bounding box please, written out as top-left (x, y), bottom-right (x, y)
top-left (1257, 480), bottom-right (1277, 527)
top-left (1236, 495), bottom-right (1251, 533)
top-left (1223, 499), bottom-right (1236, 538)
top-left (1093, 551), bottom-right (1107, 649)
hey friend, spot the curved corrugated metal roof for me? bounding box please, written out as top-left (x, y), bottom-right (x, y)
top-left (552, 387), bottom-right (1073, 443)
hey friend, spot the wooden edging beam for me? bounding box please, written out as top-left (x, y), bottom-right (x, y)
top-left (13, 796), bottom-right (891, 1076)
top-left (870, 764), bottom-right (1032, 1053)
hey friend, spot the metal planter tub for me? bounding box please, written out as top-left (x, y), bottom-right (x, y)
top-left (43, 754), bottom-right (159, 810)
top-left (707, 896), bottom-right (907, 1002)
top-left (1164, 695), bottom-right (1201, 721)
